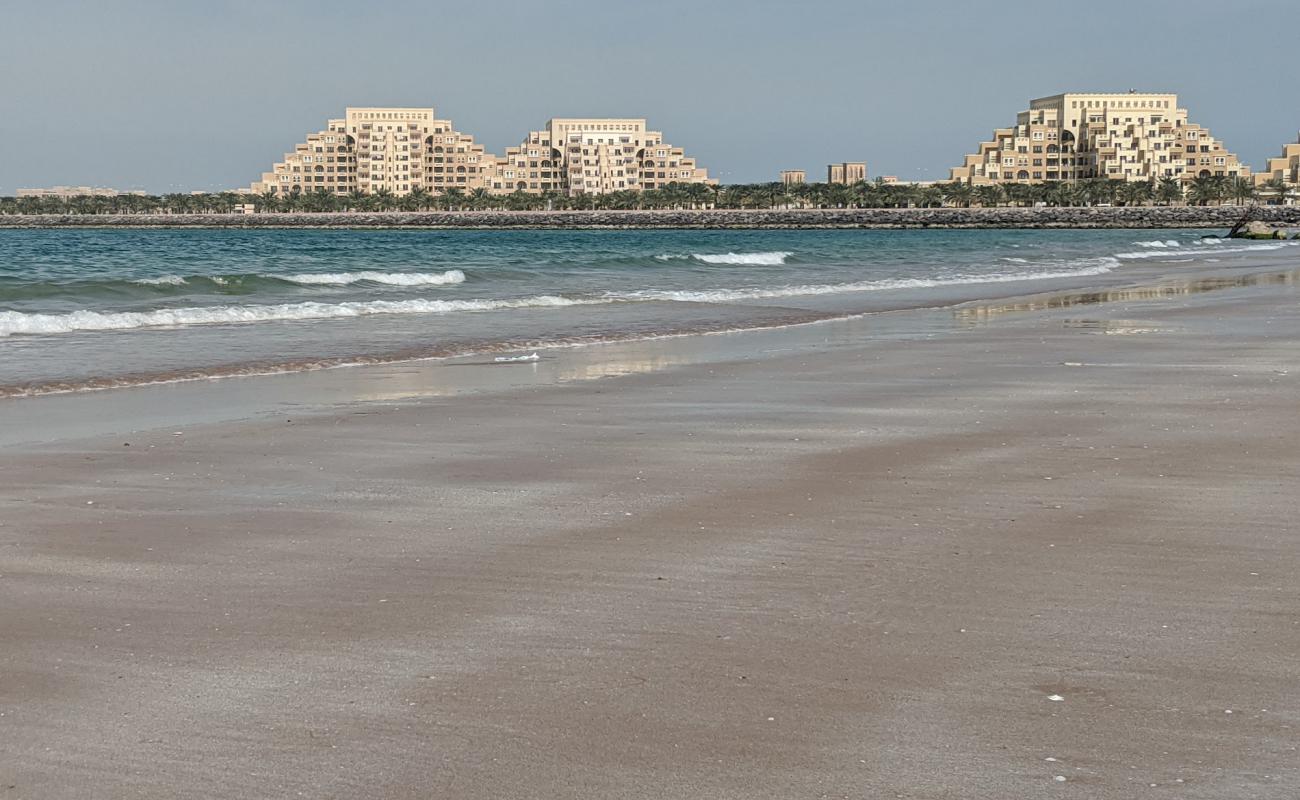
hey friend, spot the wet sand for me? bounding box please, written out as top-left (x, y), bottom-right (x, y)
top-left (2, 264), bottom-right (1299, 798)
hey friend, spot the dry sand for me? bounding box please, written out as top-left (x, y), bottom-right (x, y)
top-left (2, 266), bottom-right (1299, 798)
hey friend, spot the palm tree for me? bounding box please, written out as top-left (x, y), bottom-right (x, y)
top-left (887, 184), bottom-right (919, 208)
top-left (503, 190), bottom-right (537, 211)
top-left (1043, 182), bottom-right (1075, 207)
top-left (999, 183), bottom-right (1027, 208)
top-left (1188, 175), bottom-right (1228, 206)
top-left (974, 184), bottom-right (1005, 208)
top-left (302, 188), bottom-right (337, 213)
top-left (1156, 177), bottom-right (1183, 206)
top-left (371, 188), bottom-right (397, 211)
top-left (944, 182), bottom-right (974, 208)
top-left (914, 185), bottom-right (943, 208)
top-left (1227, 177), bottom-right (1257, 207)
top-left (1263, 177), bottom-right (1292, 206)
top-left (1079, 178), bottom-right (1116, 207)
top-left (162, 193), bottom-right (191, 214)
top-left (1117, 180), bottom-right (1153, 207)
top-left (853, 180), bottom-right (883, 208)
top-left (1023, 183), bottom-right (1051, 207)
top-left (403, 187), bottom-right (432, 212)
top-left (440, 187), bottom-right (465, 211)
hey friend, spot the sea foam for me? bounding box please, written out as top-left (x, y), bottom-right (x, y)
top-left (276, 269), bottom-right (466, 286)
top-left (691, 251), bottom-right (793, 266)
top-left (617, 258), bottom-right (1120, 303)
top-left (0, 294), bottom-right (598, 337)
top-left (130, 275), bottom-right (189, 286)
top-left (1115, 241), bottom-right (1297, 260)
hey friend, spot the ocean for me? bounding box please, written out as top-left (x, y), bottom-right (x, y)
top-left (1, 227), bottom-right (1296, 396)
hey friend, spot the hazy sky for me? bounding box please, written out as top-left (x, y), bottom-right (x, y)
top-left (2, 0), bottom-right (1297, 193)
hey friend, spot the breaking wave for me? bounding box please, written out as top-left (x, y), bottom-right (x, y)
top-left (130, 275), bottom-right (189, 286)
top-left (0, 295), bottom-right (602, 337)
top-left (614, 258), bottom-right (1120, 303)
top-left (657, 251), bottom-right (794, 266)
top-left (1115, 241), bottom-right (1298, 260)
top-left (275, 269), bottom-right (466, 286)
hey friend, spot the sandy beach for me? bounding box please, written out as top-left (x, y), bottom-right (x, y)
top-left (2, 261), bottom-right (1299, 798)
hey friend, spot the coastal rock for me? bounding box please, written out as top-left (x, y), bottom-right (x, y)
top-left (2, 206), bottom-right (1299, 230)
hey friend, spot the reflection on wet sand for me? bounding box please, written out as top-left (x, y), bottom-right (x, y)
top-left (954, 268), bottom-right (1300, 325)
top-left (1060, 319), bottom-right (1171, 335)
top-left (347, 349), bottom-right (698, 404)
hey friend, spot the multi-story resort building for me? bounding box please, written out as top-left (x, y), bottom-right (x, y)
top-left (949, 92), bottom-right (1250, 186)
top-left (827, 162), bottom-right (867, 184)
top-left (250, 107), bottom-right (498, 197)
top-left (250, 107), bottom-right (713, 197)
top-left (1254, 135), bottom-right (1300, 196)
top-left (493, 118), bottom-right (712, 196)
top-left (779, 170), bottom-right (807, 186)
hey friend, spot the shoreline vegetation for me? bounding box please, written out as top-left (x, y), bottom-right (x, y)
top-left (5, 175), bottom-right (1297, 229)
top-left (4, 174), bottom-right (1296, 216)
top-left (2, 205), bottom-right (1298, 230)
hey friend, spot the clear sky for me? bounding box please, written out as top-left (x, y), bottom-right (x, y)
top-left (2, 0), bottom-right (1296, 193)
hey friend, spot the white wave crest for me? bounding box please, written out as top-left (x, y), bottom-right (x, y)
top-left (652, 251), bottom-right (793, 266)
top-left (616, 258), bottom-right (1120, 303)
top-left (1133, 240), bottom-right (1181, 248)
top-left (0, 295), bottom-right (600, 337)
top-left (1115, 241), bottom-right (1298, 260)
top-left (692, 251), bottom-right (793, 266)
top-left (276, 269), bottom-right (466, 286)
top-left (130, 275), bottom-right (188, 286)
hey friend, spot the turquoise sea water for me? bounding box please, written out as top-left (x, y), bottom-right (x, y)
top-left (0, 227), bottom-right (1295, 395)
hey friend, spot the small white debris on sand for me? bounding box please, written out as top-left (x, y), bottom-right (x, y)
top-left (1054, 775), bottom-right (1067, 782)
top-left (1048, 694), bottom-right (1065, 702)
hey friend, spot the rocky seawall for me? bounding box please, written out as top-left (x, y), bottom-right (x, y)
top-left (2, 206), bottom-right (1299, 229)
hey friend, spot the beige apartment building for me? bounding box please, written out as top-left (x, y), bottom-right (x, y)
top-left (250, 107), bottom-right (498, 197)
top-left (780, 170), bottom-right (807, 186)
top-left (1254, 135), bottom-right (1300, 195)
top-left (949, 92), bottom-right (1250, 186)
top-left (250, 107), bottom-right (712, 197)
top-left (827, 162), bottom-right (867, 184)
top-left (491, 118), bottom-right (712, 196)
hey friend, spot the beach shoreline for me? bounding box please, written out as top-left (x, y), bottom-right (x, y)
top-left (3, 205), bottom-right (1299, 230)
top-left (0, 247), bottom-right (1288, 405)
top-left (3, 253), bottom-right (1299, 797)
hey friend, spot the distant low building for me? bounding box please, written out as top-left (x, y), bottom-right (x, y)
top-left (779, 170), bottom-right (806, 186)
top-left (879, 176), bottom-right (899, 184)
top-left (16, 186), bottom-right (145, 198)
top-left (1254, 134), bottom-right (1300, 201)
top-left (827, 162), bottom-right (867, 185)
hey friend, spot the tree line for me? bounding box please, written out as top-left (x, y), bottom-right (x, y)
top-left (1, 175), bottom-right (1292, 215)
